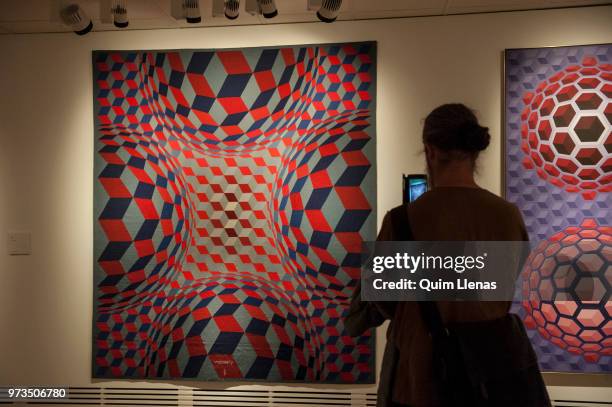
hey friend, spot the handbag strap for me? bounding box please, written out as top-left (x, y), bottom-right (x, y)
top-left (389, 205), bottom-right (448, 339)
top-left (389, 204), bottom-right (412, 241)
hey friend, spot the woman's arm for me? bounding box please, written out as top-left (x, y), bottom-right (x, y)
top-left (345, 212), bottom-right (397, 336)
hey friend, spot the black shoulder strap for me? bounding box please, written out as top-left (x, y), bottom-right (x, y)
top-left (419, 301), bottom-right (448, 339)
top-left (389, 204), bottom-right (448, 338)
top-left (389, 204), bottom-right (412, 241)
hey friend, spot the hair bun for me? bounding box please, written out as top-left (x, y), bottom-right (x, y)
top-left (459, 122), bottom-right (490, 152)
top-left (422, 103), bottom-right (491, 155)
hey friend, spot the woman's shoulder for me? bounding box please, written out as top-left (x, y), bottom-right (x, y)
top-left (412, 187), bottom-right (521, 215)
top-left (471, 188), bottom-right (522, 214)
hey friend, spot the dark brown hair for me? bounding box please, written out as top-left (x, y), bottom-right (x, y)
top-left (423, 103), bottom-right (490, 161)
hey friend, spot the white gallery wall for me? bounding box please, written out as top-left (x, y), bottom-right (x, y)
top-left (1, 4), bottom-right (611, 396)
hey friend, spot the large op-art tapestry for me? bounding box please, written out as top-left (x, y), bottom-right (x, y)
top-left (92, 43), bottom-right (377, 382)
top-left (505, 44), bottom-right (611, 373)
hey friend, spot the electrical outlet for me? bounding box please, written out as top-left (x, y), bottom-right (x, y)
top-left (7, 232), bottom-right (31, 256)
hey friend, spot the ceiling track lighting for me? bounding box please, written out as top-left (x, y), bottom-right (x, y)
top-left (60, 3), bottom-right (93, 35)
top-left (111, 0), bottom-right (128, 28)
top-left (224, 0), bottom-right (240, 20)
top-left (317, 0), bottom-right (342, 23)
top-left (184, 0), bottom-right (201, 23)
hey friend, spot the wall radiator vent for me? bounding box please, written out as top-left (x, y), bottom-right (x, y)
top-left (0, 387), bottom-right (609, 406)
top-left (0, 387), bottom-right (377, 406)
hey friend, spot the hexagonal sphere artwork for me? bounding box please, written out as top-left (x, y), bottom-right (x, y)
top-left (520, 56), bottom-right (611, 200)
top-left (506, 45), bottom-right (611, 373)
top-left (521, 219), bottom-right (611, 363)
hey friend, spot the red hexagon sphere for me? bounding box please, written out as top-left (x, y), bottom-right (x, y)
top-left (521, 56), bottom-right (612, 200)
top-left (521, 218), bottom-right (611, 363)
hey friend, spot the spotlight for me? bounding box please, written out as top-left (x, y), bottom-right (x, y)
top-left (258, 0), bottom-right (277, 18)
top-left (111, 0), bottom-right (128, 28)
top-left (60, 4), bottom-right (93, 35)
top-left (184, 0), bottom-right (201, 23)
top-left (317, 0), bottom-right (342, 23)
top-left (224, 0), bottom-right (240, 20)
top-left (246, 0), bottom-right (277, 18)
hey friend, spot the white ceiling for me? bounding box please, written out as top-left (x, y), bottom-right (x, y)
top-left (0, 0), bottom-right (608, 34)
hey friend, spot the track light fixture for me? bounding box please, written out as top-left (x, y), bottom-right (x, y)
top-left (224, 0), bottom-right (240, 20)
top-left (244, 0), bottom-right (278, 18)
top-left (111, 0), bottom-right (128, 28)
top-left (317, 0), bottom-right (342, 23)
top-left (60, 3), bottom-right (93, 35)
top-left (184, 0), bottom-right (201, 23)
top-left (245, 0), bottom-right (277, 19)
top-left (258, 0), bottom-right (277, 18)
